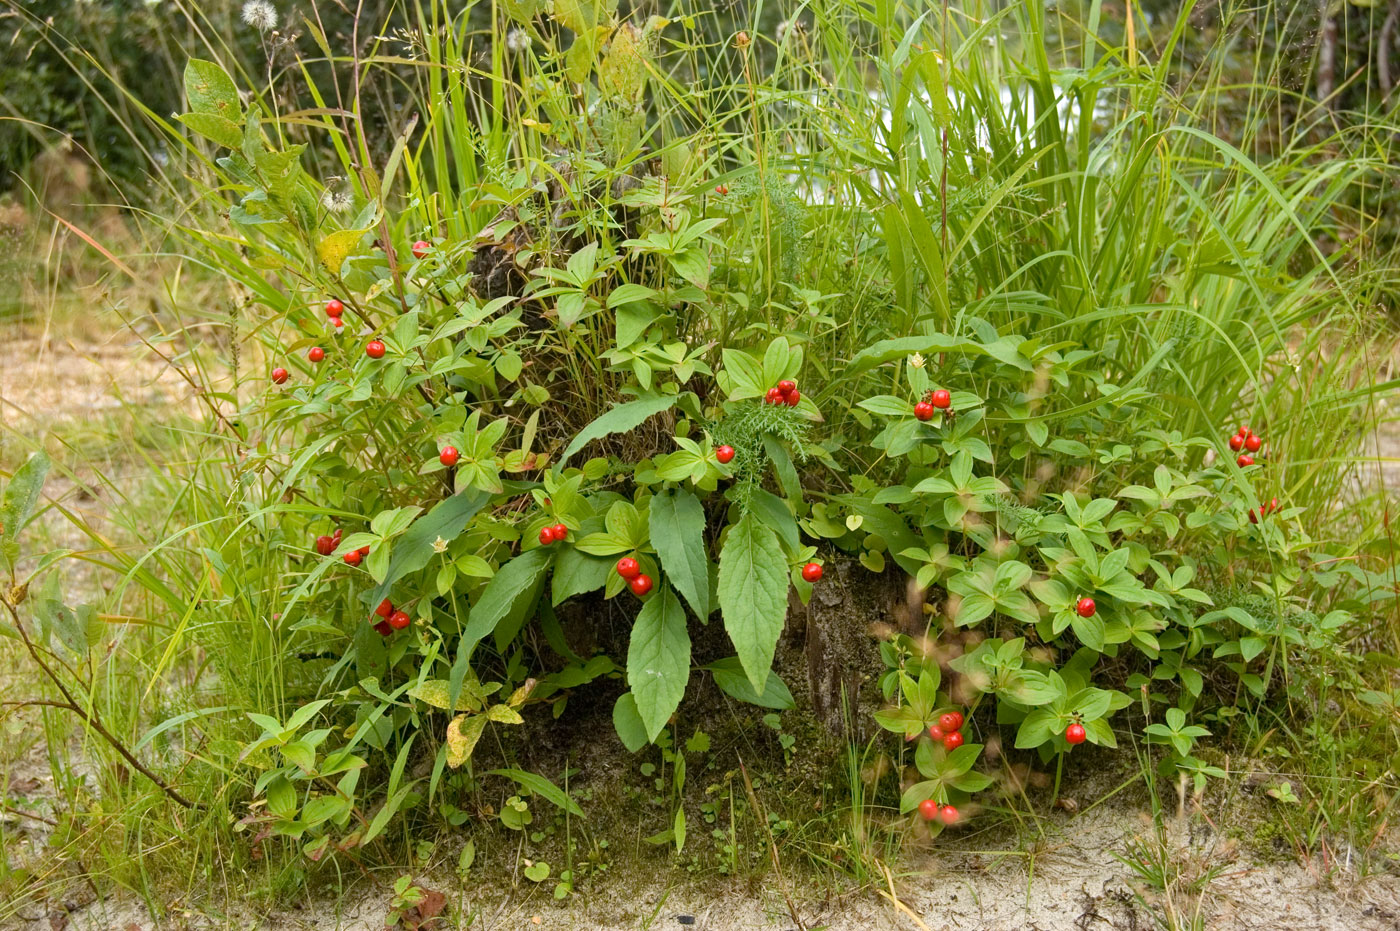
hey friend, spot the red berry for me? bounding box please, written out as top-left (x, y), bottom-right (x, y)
top-left (939, 711), bottom-right (963, 732)
top-left (332, 317), bottom-right (345, 330)
top-left (1229, 434), bottom-right (1244, 451)
top-left (777, 379), bottom-right (797, 394)
top-left (365, 340), bottom-right (386, 359)
top-left (715, 184), bottom-right (729, 195)
top-left (358, 545), bottom-right (370, 556)
top-left (308, 346), bottom-right (325, 363)
top-left (539, 526), bottom-right (555, 545)
top-left (315, 535), bottom-right (335, 556)
top-left (616, 557), bottom-right (641, 579)
top-left (271, 367), bottom-right (289, 384)
top-left (325, 299), bottom-right (344, 318)
top-left (914, 401), bottom-right (935, 421)
top-left (344, 550), bottom-right (362, 566)
top-left (1248, 507), bottom-right (1260, 524)
top-left (784, 389), bottom-right (801, 407)
top-left (765, 387), bottom-right (783, 404)
top-left (927, 725), bottom-right (946, 741)
top-left (331, 528), bottom-right (342, 542)
top-left (943, 732), bottom-right (964, 751)
top-left (439, 446), bottom-right (460, 466)
top-left (373, 620), bottom-right (392, 636)
top-left (1076, 597), bottom-right (1096, 618)
top-left (411, 240), bottom-right (431, 259)
top-left (930, 389), bottom-right (951, 409)
top-left (1066, 722), bottom-right (1087, 745)
top-left (1237, 454), bottom-right (1254, 467)
top-left (1269, 496), bottom-right (1279, 512)
top-left (1244, 434), bottom-right (1261, 452)
top-left (716, 445), bottom-right (736, 464)
top-left (629, 573), bottom-right (653, 597)
top-left (918, 799), bottom-right (940, 821)
top-left (388, 610), bottom-right (411, 630)
top-left (375, 598), bottom-right (394, 619)
top-left (551, 523), bottom-right (568, 541)
top-left (801, 562), bottom-right (822, 583)
top-left (1237, 424), bottom-right (1249, 436)
top-left (940, 805), bottom-right (959, 824)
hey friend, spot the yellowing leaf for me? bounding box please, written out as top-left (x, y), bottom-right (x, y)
top-left (486, 704), bottom-right (525, 725)
top-left (317, 228), bottom-right (368, 273)
top-left (408, 677), bottom-right (487, 711)
top-left (446, 714), bottom-right (487, 769)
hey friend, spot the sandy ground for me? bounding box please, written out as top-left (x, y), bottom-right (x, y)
top-left (4, 797), bottom-right (1398, 930)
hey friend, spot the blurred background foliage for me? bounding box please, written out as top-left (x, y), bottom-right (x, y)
top-left (4, 0), bottom-right (1400, 202)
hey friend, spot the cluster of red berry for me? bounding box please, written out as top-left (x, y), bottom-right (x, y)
top-left (913, 389), bottom-right (952, 422)
top-left (1247, 497), bottom-right (1281, 524)
top-left (615, 557), bottom-right (653, 597)
top-left (325, 298), bottom-right (345, 332)
top-left (925, 709), bottom-right (966, 752)
top-left (763, 379), bottom-right (802, 407)
top-left (314, 528), bottom-right (343, 556)
top-left (539, 523), bottom-right (569, 546)
top-left (1228, 424), bottom-right (1263, 467)
top-left (371, 597), bottom-right (411, 636)
top-left (917, 798), bottom-right (960, 825)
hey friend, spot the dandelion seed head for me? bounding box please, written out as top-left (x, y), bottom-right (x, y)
top-left (242, 0), bottom-right (278, 33)
top-left (320, 189), bottom-right (354, 214)
top-left (506, 28), bottom-right (530, 53)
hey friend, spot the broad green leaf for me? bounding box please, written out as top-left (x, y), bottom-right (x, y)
top-left (718, 513), bottom-right (789, 692)
top-left (648, 488), bottom-right (710, 618)
top-left (183, 59), bottom-right (241, 118)
top-left (706, 657), bottom-right (795, 709)
top-left (1, 450), bottom-right (50, 569)
top-left (366, 490), bottom-right (490, 609)
top-left (177, 112), bottom-right (243, 148)
top-left (558, 394), bottom-right (677, 465)
top-left (612, 692), bottom-right (649, 752)
top-left (626, 586), bottom-right (691, 741)
top-left (551, 546), bottom-right (613, 605)
top-left (449, 546), bottom-right (552, 710)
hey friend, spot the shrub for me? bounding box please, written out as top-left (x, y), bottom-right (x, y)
top-left (7, 0), bottom-right (1394, 880)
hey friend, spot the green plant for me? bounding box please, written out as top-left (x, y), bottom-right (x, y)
top-left (4, 0), bottom-right (1398, 914)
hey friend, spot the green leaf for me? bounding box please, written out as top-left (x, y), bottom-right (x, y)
top-left (612, 692), bottom-right (649, 752)
top-left (1, 451), bottom-right (50, 568)
top-left (551, 546), bottom-right (613, 605)
top-left (558, 394), bottom-right (677, 465)
top-left (706, 657), bottom-right (796, 709)
top-left (627, 586), bottom-right (691, 742)
top-left (648, 488), bottom-right (710, 619)
top-left (486, 768), bottom-right (584, 817)
top-left (177, 112), bottom-right (243, 148)
top-left (367, 490), bottom-right (491, 612)
top-left (183, 59), bottom-right (242, 118)
top-left (717, 513), bottom-right (789, 692)
top-left (449, 547), bottom-right (553, 710)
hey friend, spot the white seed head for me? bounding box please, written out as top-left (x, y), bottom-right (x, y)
top-left (241, 0), bottom-right (278, 33)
